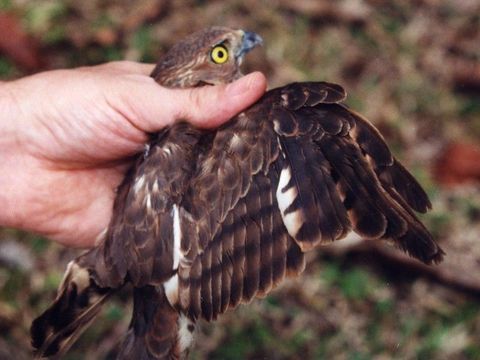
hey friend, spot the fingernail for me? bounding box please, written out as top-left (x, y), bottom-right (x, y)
top-left (226, 73), bottom-right (257, 97)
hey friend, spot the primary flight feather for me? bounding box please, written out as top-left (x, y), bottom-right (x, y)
top-left (31, 26), bottom-right (444, 359)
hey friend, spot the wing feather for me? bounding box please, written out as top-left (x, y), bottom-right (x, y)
top-left (229, 200), bottom-right (247, 308)
top-left (210, 233), bottom-right (223, 319)
top-left (242, 178), bottom-right (262, 302)
top-left (258, 174), bottom-right (274, 296)
top-left (175, 81), bottom-right (443, 321)
top-left (220, 212), bottom-right (234, 313)
top-left (269, 163), bottom-right (289, 287)
top-left (302, 138), bottom-right (351, 240)
top-left (378, 159), bottom-right (432, 213)
top-left (200, 245), bottom-right (213, 320)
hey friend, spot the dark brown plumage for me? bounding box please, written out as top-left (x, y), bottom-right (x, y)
top-left (31, 26), bottom-right (444, 359)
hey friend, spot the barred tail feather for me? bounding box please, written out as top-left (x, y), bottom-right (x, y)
top-left (117, 286), bottom-right (191, 360)
top-left (31, 258), bottom-right (112, 358)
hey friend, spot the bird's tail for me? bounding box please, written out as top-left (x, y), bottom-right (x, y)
top-left (117, 286), bottom-right (193, 360)
top-left (31, 251), bottom-right (113, 358)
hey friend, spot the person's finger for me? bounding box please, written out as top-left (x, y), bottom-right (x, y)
top-left (117, 71), bottom-right (267, 133)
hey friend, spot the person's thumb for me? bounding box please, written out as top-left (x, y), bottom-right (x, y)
top-left (121, 71), bottom-right (267, 133)
top-left (176, 72), bottom-right (267, 128)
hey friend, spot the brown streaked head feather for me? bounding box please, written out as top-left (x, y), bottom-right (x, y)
top-left (151, 26), bottom-right (262, 88)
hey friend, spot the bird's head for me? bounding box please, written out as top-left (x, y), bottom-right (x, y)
top-left (151, 26), bottom-right (263, 88)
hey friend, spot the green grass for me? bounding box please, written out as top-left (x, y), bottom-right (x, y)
top-left (131, 25), bottom-right (156, 63)
top-left (0, 57), bottom-right (18, 78)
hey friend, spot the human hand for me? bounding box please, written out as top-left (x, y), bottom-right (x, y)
top-left (0, 61), bottom-right (266, 247)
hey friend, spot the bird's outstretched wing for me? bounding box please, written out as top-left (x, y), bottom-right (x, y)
top-left (31, 81), bottom-right (444, 359)
top-left (173, 81), bottom-right (444, 321)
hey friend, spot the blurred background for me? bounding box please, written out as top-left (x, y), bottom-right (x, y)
top-left (0, 0), bottom-right (479, 359)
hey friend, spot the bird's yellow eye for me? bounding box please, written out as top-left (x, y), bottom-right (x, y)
top-left (210, 45), bottom-right (229, 64)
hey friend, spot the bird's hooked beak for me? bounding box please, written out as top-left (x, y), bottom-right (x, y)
top-left (235, 30), bottom-right (263, 63)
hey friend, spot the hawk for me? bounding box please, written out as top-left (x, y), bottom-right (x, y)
top-left (31, 27), bottom-right (444, 359)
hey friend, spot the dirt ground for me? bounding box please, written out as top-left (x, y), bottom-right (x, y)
top-left (0, 1), bottom-right (479, 359)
